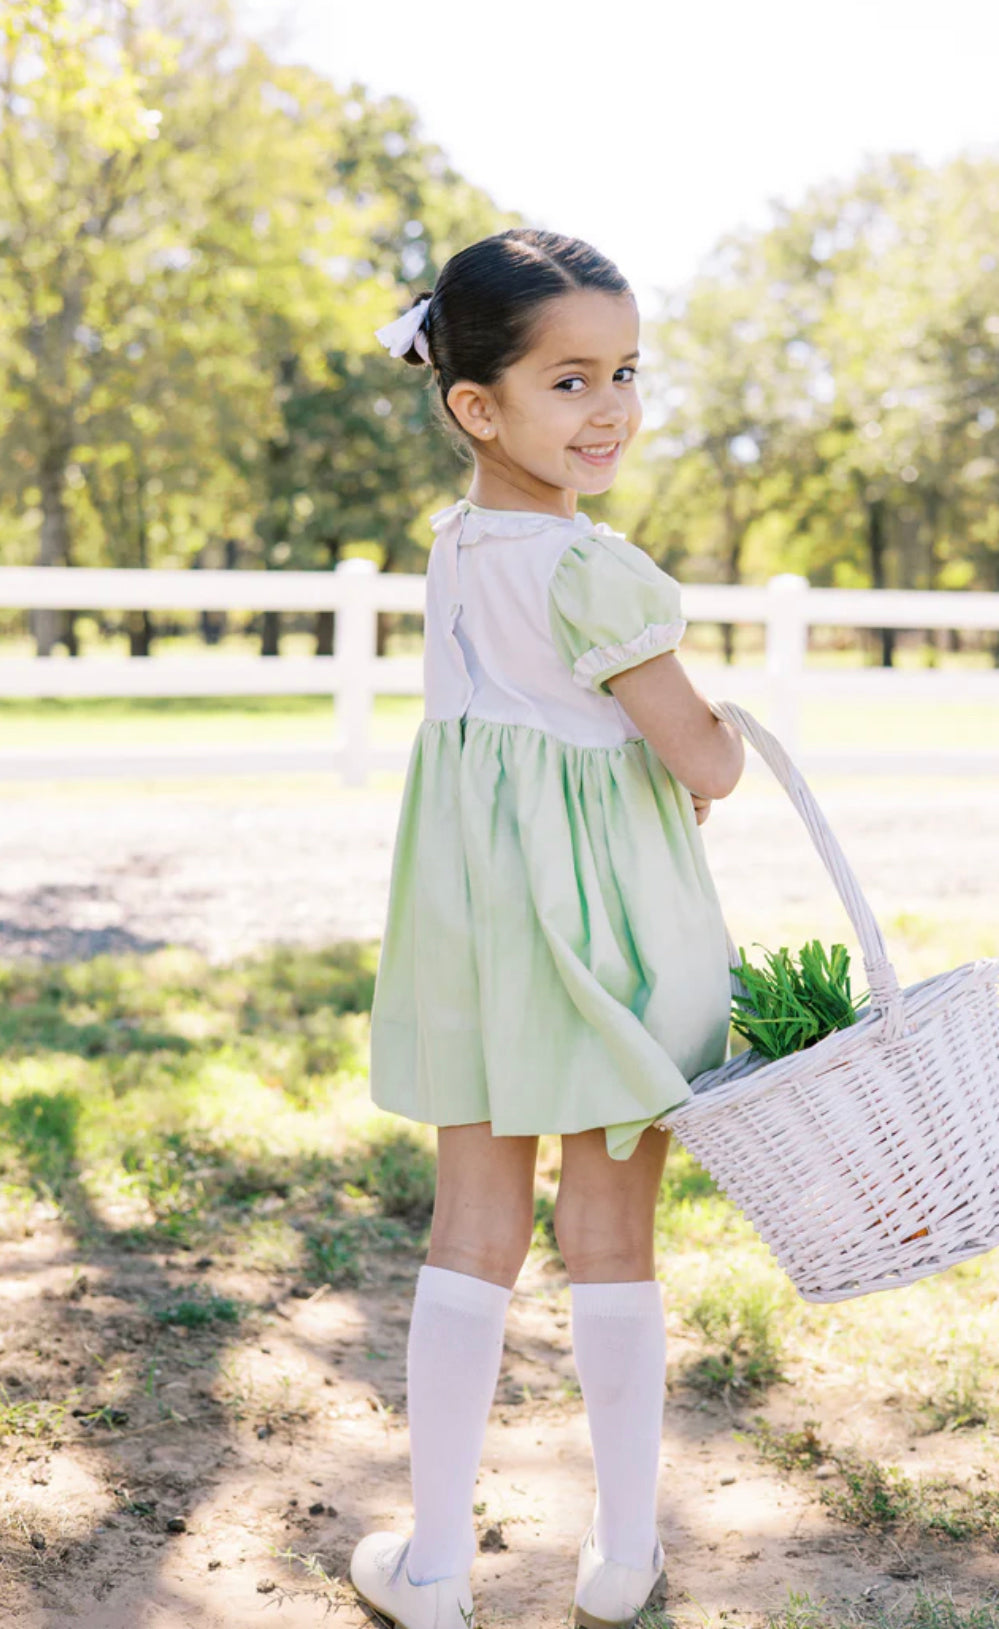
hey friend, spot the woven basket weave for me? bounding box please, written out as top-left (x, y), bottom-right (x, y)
top-left (657, 700), bottom-right (999, 1305)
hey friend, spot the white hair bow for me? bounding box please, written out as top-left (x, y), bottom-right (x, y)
top-left (375, 296), bottom-right (432, 363)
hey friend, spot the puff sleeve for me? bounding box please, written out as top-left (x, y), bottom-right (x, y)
top-left (547, 528), bottom-right (687, 696)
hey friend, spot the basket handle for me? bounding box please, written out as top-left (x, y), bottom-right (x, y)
top-left (709, 699), bottom-right (905, 1039)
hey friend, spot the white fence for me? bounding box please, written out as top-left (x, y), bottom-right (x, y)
top-left (1, 563), bottom-right (998, 783)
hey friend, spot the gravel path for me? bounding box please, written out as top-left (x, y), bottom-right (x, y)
top-left (0, 780), bottom-right (400, 963)
top-left (0, 771), bottom-right (996, 964)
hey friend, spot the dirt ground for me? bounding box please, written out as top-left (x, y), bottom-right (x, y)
top-left (0, 768), bottom-right (996, 964)
top-left (3, 1216), bottom-right (999, 1629)
top-left (2, 770), bottom-right (998, 1626)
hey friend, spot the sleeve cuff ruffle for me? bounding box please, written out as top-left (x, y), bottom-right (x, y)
top-left (572, 618), bottom-right (687, 693)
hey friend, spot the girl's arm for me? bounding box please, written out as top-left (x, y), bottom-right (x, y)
top-left (607, 651), bottom-right (745, 800)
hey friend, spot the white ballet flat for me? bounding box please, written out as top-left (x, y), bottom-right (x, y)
top-left (570, 1522), bottom-right (666, 1628)
top-left (349, 1531), bottom-right (475, 1628)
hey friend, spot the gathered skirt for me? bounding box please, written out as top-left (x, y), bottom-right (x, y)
top-left (369, 717), bottom-right (732, 1161)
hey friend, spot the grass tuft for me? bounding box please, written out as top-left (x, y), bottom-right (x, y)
top-left (764, 1591), bottom-right (999, 1629)
top-left (0, 1385), bottom-right (73, 1443)
top-left (745, 1420), bottom-right (999, 1545)
top-left (745, 1416), bottom-right (829, 1471)
top-left (341, 1127), bottom-right (437, 1225)
top-left (918, 1350), bottom-right (991, 1433)
top-left (683, 1278), bottom-right (792, 1394)
top-left (154, 1295), bottom-right (241, 1328)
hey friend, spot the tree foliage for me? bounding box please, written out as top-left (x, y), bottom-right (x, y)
top-left (637, 150), bottom-right (999, 662)
top-left (0, 0), bottom-right (514, 652)
top-left (1, 5), bottom-right (998, 666)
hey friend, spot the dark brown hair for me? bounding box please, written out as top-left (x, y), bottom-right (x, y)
top-left (397, 228), bottom-right (632, 444)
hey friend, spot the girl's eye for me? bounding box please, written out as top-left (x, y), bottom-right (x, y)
top-left (554, 365), bottom-right (639, 392)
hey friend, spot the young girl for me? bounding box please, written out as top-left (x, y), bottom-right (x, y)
top-left (351, 228), bottom-right (744, 1629)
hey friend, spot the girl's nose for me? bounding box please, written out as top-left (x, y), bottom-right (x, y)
top-left (589, 406), bottom-right (627, 432)
top-left (589, 389), bottom-right (630, 430)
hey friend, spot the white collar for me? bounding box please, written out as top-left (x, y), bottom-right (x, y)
top-left (429, 497), bottom-right (619, 547)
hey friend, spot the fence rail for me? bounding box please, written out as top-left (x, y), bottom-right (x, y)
top-left (1, 563), bottom-right (998, 783)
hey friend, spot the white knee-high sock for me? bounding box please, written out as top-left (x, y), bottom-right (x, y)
top-left (570, 1278), bottom-right (666, 1572)
top-left (405, 1263), bottom-right (513, 1584)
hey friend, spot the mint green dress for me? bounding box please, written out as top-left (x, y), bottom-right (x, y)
top-left (369, 498), bottom-right (732, 1161)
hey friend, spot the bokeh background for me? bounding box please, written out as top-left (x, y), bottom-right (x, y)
top-left (1, 6), bottom-right (998, 1628)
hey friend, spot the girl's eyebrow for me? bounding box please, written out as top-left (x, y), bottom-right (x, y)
top-left (543, 351), bottom-right (640, 370)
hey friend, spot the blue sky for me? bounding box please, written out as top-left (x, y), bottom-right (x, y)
top-left (240, 0), bottom-right (999, 319)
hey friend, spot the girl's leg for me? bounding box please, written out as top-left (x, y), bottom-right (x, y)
top-left (404, 1121), bottom-right (538, 1583)
top-left (554, 1125), bottom-right (672, 1572)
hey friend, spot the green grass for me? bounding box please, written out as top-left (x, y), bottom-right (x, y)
top-left (763, 1593), bottom-right (999, 1629)
top-left (341, 1128), bottom-right (438, 1223)
top-left (744, 1417), bottom-right (999, 1544)
top-left (154, 1294), bottom-right (241, 1327)
top-left (745, 1417), bottom-right (829, 1472)
top-left (799, 697), bottom-right (999, 752)
top-left (2, 934), bottom-right (999, 1595)
top-left (0, 941), bottom-right (431, 1274)
top-left (918, 1350), bottom-right (992, 1432)
top-left (3, 940), bottom-right (999, 1627)
top-left (632, 1588), bottom-right (999, 1629)
top-left (0, 1385), bottom-right (74, 1444)
top-left (683, 1276), bottom-right (793, 1394)
top-left (0, 693), bottom-right (423, 749)
top-left (823, 1456), bottom-right (999, 1543)
top-left (0, 684), bottom-right (995, 761)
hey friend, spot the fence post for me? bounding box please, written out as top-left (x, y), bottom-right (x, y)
top-left (765, 573), bottom-right (809, 757)
top-left (334, 558), bottom-right (378, 787)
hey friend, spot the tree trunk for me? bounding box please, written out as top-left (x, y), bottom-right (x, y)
top-left (127, 610), bottom-right (154, 657)
top-left (315, 609), bottom-right (335, 655)
top-left (261, 610), bottom-right (281, 656)
top-left (374, 540), bottom-right (395, 657)
top-left (718, 472), bottom-right (742, 666)
top-left (32, 445), bottom-right (72, 656)
top-left (128, 472), bottom-right (154, 656)
top-left (314, 536), bottom-right (341, 655)
top-left (866, 496), bottom-right (894, 667)
top-left (29, 263), bottom-right (84, 655)
top-left (200, 608), bottom-right (225, 646)
top-left (61, 531), bottom-right (80, 656)
top-left (196, 539), bottom-right (236, 646)
top-left (923, 487), bottom-right (942, 666)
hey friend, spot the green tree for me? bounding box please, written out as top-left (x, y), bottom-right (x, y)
top-left (246, 82), bottom-right (516, 653)
top-left (0, 0), bottom-right (514, 658)
top-left (636, 149), bottom-right (999, 665)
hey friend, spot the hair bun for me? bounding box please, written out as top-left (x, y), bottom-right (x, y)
top-left (400, 289), bottom-right (435, 368)
top-left (375, 289), bottom-right (436, 366)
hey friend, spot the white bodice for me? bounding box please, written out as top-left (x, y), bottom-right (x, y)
top-left (424, 499), bottom-right (646, 749)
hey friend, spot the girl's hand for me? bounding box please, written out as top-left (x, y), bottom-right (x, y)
top-left (691, 792), bottom-right (712, 825)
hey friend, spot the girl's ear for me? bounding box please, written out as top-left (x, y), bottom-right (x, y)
top-left (445, 380), bottom-right (497, 442)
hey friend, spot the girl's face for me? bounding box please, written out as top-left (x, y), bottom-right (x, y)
top-left (448, 288), bottom-right (642, 515)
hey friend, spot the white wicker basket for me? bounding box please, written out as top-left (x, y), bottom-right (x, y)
top-left (658, 700), bottom-right (999, 1304)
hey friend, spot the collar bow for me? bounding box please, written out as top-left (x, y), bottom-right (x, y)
top-left (429, 499), bottom-right (602, 546)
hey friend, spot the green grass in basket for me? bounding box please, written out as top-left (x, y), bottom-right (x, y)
top-left (730, 940), bottom-right (869, 1062)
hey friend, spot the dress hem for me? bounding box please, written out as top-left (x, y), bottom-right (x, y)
top-left (368, 1080), bottom-right (687, 1161)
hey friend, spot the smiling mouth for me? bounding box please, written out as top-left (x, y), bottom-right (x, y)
top-left (571, 442), bottom-right (621, 463)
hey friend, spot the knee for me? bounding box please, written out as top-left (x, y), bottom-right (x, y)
top-left (553, 1196), bottom-right (654, 1282)
top-left (428, 1203), bottom-right (534, 1290)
